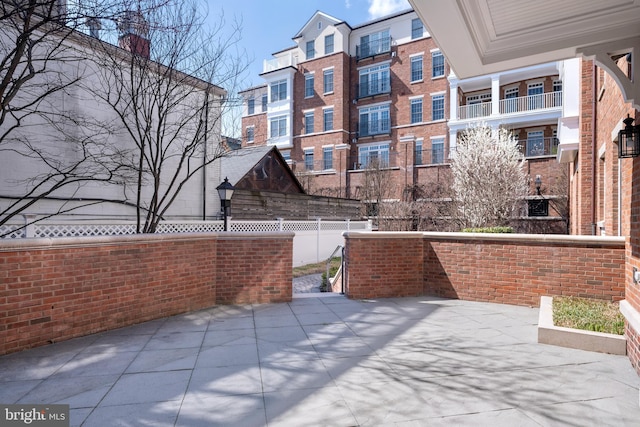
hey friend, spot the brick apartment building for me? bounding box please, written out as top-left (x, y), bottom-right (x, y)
top-left (240, 9), bottom-right (573, 231)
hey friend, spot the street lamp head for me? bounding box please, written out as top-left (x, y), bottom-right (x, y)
top-left (216, 177), bottom-right (235, 202)
top-left (618, 114), bottom-right (640, 158)
top-left (534, 175), bottom-right (542, 195)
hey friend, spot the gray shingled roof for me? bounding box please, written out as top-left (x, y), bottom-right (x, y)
top-left (220, 145), bottom-right (274, 186)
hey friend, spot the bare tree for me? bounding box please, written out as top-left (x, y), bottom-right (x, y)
top-left (89, 0), bottom-right (249, 232)
top-left (0, 0), bottom-right (173, 237)
top-left (356, 158), bottom-right (395, 229)
top-left (451, 124), bottom-right (528, 229)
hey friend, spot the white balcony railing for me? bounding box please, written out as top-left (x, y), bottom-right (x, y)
top-left (456, 91), bottom-right (563, 120)
top-left (263, 52), bottom-right (298, 74)
top-left (499, 91), bottom-right (562, 114)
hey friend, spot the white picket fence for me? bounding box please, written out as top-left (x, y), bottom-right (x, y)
top-left (0, 218), bottom-right (372, 267)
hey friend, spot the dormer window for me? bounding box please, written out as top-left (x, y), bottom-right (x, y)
top-left (318, 21), bottom-right (322, 30)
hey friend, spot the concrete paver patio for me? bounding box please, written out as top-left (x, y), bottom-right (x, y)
top-left (1, 294), bottom-right (638, 426)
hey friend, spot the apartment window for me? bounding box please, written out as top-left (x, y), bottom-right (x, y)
top-left (247, 98), bottom-right (255, 115)
top-left (304, 149), bottom-right (314, 170)
top-left (415, 140), bottom-right (423, 165)
top-left (431, 137), bottom-right (445, 164)
top-left (281, 150), bottom-right (291, 161)
top-left (323, 69), bottom-right (334, 94)
top-left (270, 80), bottom-right (287, 102)
top-left (410, 98), bottom-right (423, 124)
top-left (411, 56), bottom-right (423, 82)
top-left (323, 147), bottom-right (333, 170)
top-left (358, 29), bottom-right (390, 59)
top-left (553, 80), bottom-right (562, 92)
top-left (526, 130), bottom-right (544, 157)
top-left (359, 63), bottom-right (390, 98)
top-left (270, 115), bottom-right (287, 138)
top-left (359, 104), bottom-right (390, 137)
top-left (504, 87), bottom-right (519, 113)
top-left (553, 80), bottom-right (562, 106)
top-left (325, 34), bottom-right (334, 55)
top-left (304, 111), bottom-right (314, 134)
top-left (432, 94), bottom-right (445, 121)
top-left (306, 40), bottom-right (315, 60)
top-left (528, 82), bottom-right (544, 109)
top-left (323, 108), bottom-right (334, 131)
top-left (432, 51), bottom-right (444, 78)
top-left (305, 74), bottom-right (314, 98)
top-left (411, 18), bottom-right (424, 39)
top-left (358, 143), bottom-right (390, 168)
top-left (246, 127), bottom-right (254, 143)
top-left (261, 94), bottom-right (267, 112)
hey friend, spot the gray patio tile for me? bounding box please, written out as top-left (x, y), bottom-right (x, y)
top-left (143, 331), bottom-right (205, 350)
top-left (126, 348), bottom-right (199, 373)
top-left (202, 329), bottom-right (256, 347)
top-left (52, 350), bottom-right (138, 378)
top-left (260, 359), bottom-right (334, 392)
top-left (294, 311), bottom-right (341, 325)
top-left (100, 318), bottom-right (166, 336)
top-left (255, 325), bottom-right (309, 343)
top-left (522, 396), bottom-right (640, 427)
top-left (210, 304), bottom-right (254, 318)
top-left (82, 400), bottom-right (181, 427)
top-left (69, 407), bottom-right (93, 427)
top-left (177, 392), bottom-right (266, 427)
top-left (417, 408), bottom-right (540, 427)
top-left (252, 302), bottom-right (294, 316)
top-left (99, 371), bottom-right (191, 406)
top-left (311, 336), bottom-right (374, 358)
top-left (79, 333), bottom-right (152, 353)
top-left (322, 354), bottom-right (398, 385)
top-left (195, 343), bottom-right (259, 368)
top-left (0, 379), bottom-right (41, 403)
top-left (264, 385), bottom-right (357, 427)
top-left (257, 340), bottom-right (320, 363)
top-left (187, 365), bottom-right (263, 396)
top-left (17, 374), bottom-right (118, 408)
top-left (302, 322), bottom-right (358, 339)
top-left (0, 353), bottom-right (73, 381)
top-left (206, 315), bottom-right (255, 331)
top-left (156, 318), bottom-right (209, 333)
top-left (254, 313), bottom-right (300, 328)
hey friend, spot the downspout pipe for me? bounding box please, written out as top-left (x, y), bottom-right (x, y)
top-left (591, 63), bottom-right (597, 235)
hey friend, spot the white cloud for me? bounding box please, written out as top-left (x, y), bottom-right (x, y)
top-left (345, 0), bottom-right (352, 9)
top-left (367, 0), bottom-right (411, 19)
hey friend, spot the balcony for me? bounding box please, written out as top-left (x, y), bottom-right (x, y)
top-left (416, 146), bottom-right (449, 165)
top-left (262, 52), bottom-right (298, 74)
top-left (357, 80), bottom-right (391, 98)
top-left (356, 36), bottom-right (392, 60)
top-left (456, 91), bottom-right (563, 120)
top-left (358, 118), bottom-right (391, 138)
top-left (517, 137), bottom-right (559, 157)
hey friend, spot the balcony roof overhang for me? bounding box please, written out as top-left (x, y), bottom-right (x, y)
top-left (409, 0), bottom-right (640, 109)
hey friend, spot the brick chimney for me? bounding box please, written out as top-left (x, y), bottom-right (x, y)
top-left (117, 10), bottom-right (150, 58)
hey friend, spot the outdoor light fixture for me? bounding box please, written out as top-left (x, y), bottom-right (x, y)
top-left (535, 175), bottom-right (542, 195)
top-left (618, 114), bottom-right (640, 158)
top-left (216, 177), bottom-right (235, 231)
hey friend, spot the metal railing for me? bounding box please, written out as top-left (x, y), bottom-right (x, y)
top-left (263, 52), bottom-right (298, 73)
top-left (358, 118), bottom-right (391, 137)
top-left (456, 91), bottom-right (563, 120)
top-left (517, 137), bottom-right (559, 157)
top-left (356, 36), bottom-right (392, 60)
top-left (325, 244), bottom-right (344, 294)
top-left (358, 80), bottom-right (391, 98)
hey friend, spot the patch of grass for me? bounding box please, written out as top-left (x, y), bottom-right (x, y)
top-left (292, 257), bottom-right (341, 278)
top-left (552, 296), bottom-right (625, 335)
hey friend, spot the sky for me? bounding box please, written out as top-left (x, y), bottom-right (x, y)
top-left (206, 0), bottom-right (411, 89)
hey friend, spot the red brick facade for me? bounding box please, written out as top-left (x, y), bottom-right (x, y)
top-left (344, 232), bottom-right (625, 306)
top-left (0, 233), bottom-right (293, 355)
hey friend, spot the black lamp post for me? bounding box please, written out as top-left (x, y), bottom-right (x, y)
top-left (535, 174), bottom-right (542, 196)
top-left (618, 114), bottom-right (640, 158)
top-left (216, 177), bottom-right (235, 231)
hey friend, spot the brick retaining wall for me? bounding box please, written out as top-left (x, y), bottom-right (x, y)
top-left (344, 232), bottom-right (625, 306)
top-left (0, 233), bottom-right (293, 355)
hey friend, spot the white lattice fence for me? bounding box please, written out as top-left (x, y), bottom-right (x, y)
top-left (230, 221), bottom-right (280, 232)
top-left (34, 223), bottom-right (137, 238)
top-left (0, 225), bottom-right (25, 239)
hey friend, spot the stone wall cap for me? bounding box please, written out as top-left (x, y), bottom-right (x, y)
top-left (0, 232), bottom-right (295, 252)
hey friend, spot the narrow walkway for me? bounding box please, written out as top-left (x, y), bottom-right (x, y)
top-left (1, 296), bottom-right (638, 426)
top-left (292, 273), bottom-right (322, 294)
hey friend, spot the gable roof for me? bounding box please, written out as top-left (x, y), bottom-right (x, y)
top-left (221, 146), bottom-right (305, 194)
top-left (293, 11), bottom-right (344, 39)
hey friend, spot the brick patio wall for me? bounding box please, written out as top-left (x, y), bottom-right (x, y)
top-left (344, 232), bottom-right (625, 306)
top-left (0, 232), bottom-right (293, 355)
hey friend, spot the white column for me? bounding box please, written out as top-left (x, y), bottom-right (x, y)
top-left (449, 81), bottom-right (459, 120)
top-left (491, 75), bottom-right (500, 116)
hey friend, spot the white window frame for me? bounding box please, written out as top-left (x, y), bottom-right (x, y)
top-left (410, 55), bottom-right (423, 83)
top-left (323, 146), bottom-right (334, 170)
top-left (305, 73), bottom-right (314, 98)
top-left (358, 142), bottom-right (390, 169)
top-left (306, 40), bottom-right (315, 60)
top-left (431, 93), bottom-right (445, 121)
top-left (325, 34), bottom-right (334, 55)
top-left (323, 107), bottom-right (334, 132)
top-left (270, 80), bottom-right (287, 102)
top-left (304, 148), bottom-right (314, 170)
top-left (359, 103), bottom-right (391, 136)
top-left (323, 69), bottom-right (334, 94)
top-left (304, 111), bottom-right (314, 134)
top-left (269, 115), bottom-right (287, 138)
top-left (431, 50), bottom-right (445, 78)
top-left (410, 97), bottom-right (423, 124)
top-left (359, 63), bottom-right (391, 97)
top-left (246, 126), bottom-right (254, 143)
top-left (431, 136), bottom-right (445, 164)
top-left (411, 18), bottom-right (424, 40)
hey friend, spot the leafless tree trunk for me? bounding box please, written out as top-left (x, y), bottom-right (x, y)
top-left (0, 0), bottom-right (143, 236)
top-left (89, 0), bottom-right (249, 233)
